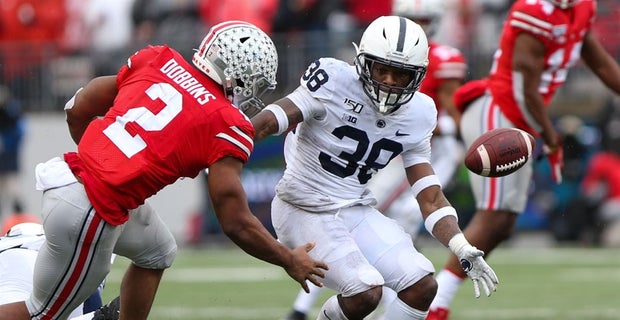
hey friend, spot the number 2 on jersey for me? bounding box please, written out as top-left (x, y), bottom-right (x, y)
top-left (103, 83), bottom-right (182, 158)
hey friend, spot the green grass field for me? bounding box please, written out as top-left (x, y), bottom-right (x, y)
top-left (102, 241), bottom-right (620, 320)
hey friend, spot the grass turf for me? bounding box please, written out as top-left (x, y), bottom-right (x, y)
top-left (102, 242), bottom-right (620, 320)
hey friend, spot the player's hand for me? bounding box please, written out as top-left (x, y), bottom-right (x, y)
top-left (449, 234), bottom-right (498, 298)
top-left (457, 246), bottom-right (498, 298)
top-left (288, 242), bottom-right (328, 293)
top-left (543, 140), bottom-right (564, 184)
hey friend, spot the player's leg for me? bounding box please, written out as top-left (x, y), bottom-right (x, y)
top-left (113, 202), bottom-right (177, 320)
top-left (429, 96), bottom-right (531, 319)
top-left (0, 248), bottom-right (36, 319)
top-left (17, 183), bottom-right (119, 320)
top-left (82, 287), bottom-right (103, 314)
top-left (345, 205), bottom-right (435, 319)
top-left (70, 296), bottom-right (120, 320)
top-left (271, 197), bottom-right (384, 320)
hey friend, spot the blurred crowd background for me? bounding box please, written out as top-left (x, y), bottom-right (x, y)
top-left (1, 0), bottom-right (620, 247)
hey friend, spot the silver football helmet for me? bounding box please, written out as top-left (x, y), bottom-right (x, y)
top-left (392, 0), bottom-right (445, 37)
top-left (546, 0), bottom-right (580, 9)
top-left (192, 21), bottom-right (278, 117)
top-left (354, 16), bottom-right (429, 114)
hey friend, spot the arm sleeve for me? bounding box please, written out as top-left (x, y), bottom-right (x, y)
top-left (286, 86), bottom-right (327, 121)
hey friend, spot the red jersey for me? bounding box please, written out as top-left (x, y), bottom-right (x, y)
top-left (582, 152), bottom-right (620, 200)
top-left (420, 42), bottom-right (467, 113)
top-left (65, 45), bottom-right (255, 225)
top-left (488, 0), bottom-right (596, 135)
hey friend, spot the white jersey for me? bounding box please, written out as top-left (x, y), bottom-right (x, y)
top-left (0, 233), bottom-right (85, 318)
top-left (0, 234), bottom-right (46, 305)
top-left (276, 58), bottom-right (437, 212)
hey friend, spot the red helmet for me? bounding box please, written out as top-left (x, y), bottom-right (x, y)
top-left (546, 0), bottom-right (580, 9)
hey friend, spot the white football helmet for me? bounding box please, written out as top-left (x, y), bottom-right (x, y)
top-left (192, 21), bottom-right (278, 117)
top-left (354, 16), bottom-right (429, 114)
top-left (1, 223), bottom-right (44, 252)
top-left (546, 0), bottom-right (580, 9)
top-left (5, 222), bottom-right (44, 237)
top-left (392, 0), bottom-right (445, 37)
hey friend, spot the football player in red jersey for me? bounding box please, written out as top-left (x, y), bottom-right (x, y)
top-left (0, 21), bottom-right (327, 320)
top-left (429, 1), bottom-right (620, 319)
top-left (283, 1), bottom-right (469, 319)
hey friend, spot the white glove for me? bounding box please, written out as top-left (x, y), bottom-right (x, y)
top-left (449, 233), bottom-right (499, 298)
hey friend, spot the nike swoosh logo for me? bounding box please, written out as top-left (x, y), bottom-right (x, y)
top-left (323, 310), bottom-right (333, 320)
top-left (396, 130), bottom-right (410, 136)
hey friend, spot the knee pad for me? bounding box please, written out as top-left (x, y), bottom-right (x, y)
top-left (340, 264), bottom-right (384, 297)
top-left (358, 264), bottom-right (384, 287)
top-left (134, 241), bottom-right (177, 269)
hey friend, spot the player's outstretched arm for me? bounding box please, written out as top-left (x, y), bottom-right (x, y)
top-left (251, 97), bottom-right (305, 142)
top-left (207, 157), bottom-right (327, 292)
top-left (407, 163), bottom-right (499, 297)
top-left (581, 31), bottom-right (620, 95)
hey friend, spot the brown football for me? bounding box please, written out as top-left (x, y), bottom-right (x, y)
top-left (464, 128), bottom-right (536, 177)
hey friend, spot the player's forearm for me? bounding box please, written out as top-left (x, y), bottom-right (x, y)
top-left (425, 209), bottom-right (463, 248)
top-left (518, 77), bottom-right (557, 145)
top-left (251, 110), bottom-right (280, 142)
top-left (524, 93), bottom-right (557, 147)
top-left (581, 33), bottom-right (620, 95)
top-left (221, 215), bottom-right (292, 267)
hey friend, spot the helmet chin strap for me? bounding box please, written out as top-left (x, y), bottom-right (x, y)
top-left (224, 77), bottom-right (235, 102)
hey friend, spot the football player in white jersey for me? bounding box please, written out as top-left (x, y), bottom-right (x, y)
top-left (283, 1), bottom-right (469, 318)
top-left (0, 223), bottom-right (120, 320)
top-left (251, 16), bottom-right (498, 320)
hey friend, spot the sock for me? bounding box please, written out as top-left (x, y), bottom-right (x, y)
top-left (317, 295), bottom-right (348, 320)
top-left (293, 282), bottom-right (325, 313)
top-left (383, 297), bottom-right (428, 320)
top-left (429, 268), bottom-right (466, 310)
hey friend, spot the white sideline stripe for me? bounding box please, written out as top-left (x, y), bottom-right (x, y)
top-left (555, 268), bottom-right (620, 281)
top-left (108, 267), bottom-right (286, 283)
top-left (150, 306), bottom-right (288, 319)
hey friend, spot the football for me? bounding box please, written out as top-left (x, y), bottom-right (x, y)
top-left (464, 128), bottom-right (536, 177)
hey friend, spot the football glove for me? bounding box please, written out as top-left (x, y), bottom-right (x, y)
top-left (449, 234), bottom-right (499, 298)
top-left (543, 140), bottom-right (564, 184)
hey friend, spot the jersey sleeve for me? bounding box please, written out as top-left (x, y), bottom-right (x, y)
top-left (298, 58), bottom-right (355, 101)
top-left (209, 107), bottom-right (255, 164)
top-left (400, 133), bottom-right (432, 169)
top-left (291, 57), bottom-right (359, 120)
top-left (287, 87), bottom-right (327, 121)
top-left (298, 58), bottom-right (341, 101)
top-left (508, 1), bottom-right (562, 45)
top-left (400, 93), bottom-right (436, 168)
